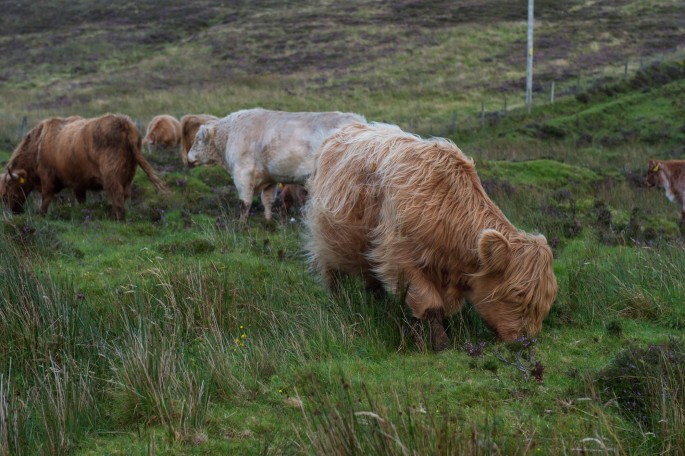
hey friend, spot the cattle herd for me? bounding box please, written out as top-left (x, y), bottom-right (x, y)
top-left (0, 108), bottom-right (678, 351)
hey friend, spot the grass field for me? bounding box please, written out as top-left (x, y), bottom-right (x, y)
top-left (0, 1), bottom-right (684, 454)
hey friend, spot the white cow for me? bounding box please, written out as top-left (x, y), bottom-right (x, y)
top-left (187, 108), bottom-right (365, 220)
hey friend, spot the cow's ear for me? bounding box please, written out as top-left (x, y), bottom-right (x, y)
top-left (204, 125), bottom-right (216, 143)
top-left (10, 169), bottom-right (28, 185)
top-left (478, 229), bottom-right (510, 274)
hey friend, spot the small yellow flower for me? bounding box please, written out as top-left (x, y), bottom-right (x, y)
top-left (241, 334), bottom-right (247, 339)
top-left (240, 325), bottom-right (244, 329)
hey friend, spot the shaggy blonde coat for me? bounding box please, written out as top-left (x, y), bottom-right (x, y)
top-left (304, 123), bottom-right (557, 349)
top-left (143, 114), bottom-right (182, 151)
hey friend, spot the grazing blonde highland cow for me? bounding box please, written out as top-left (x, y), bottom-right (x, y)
top-left (304, 123), bottom-right (558, 351)
top-left (143, 114), bottom-right (182, 152)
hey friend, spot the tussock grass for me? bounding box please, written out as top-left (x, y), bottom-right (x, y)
top-left (591, 340), bottom-right (685, 454)
top-left (1, 2), bottom-right (685, 453)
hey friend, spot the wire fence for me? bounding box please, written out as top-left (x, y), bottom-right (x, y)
top-left (3, 48), bottom-right (685, 148)
top-left (396, 47), bottom-right (685, 138)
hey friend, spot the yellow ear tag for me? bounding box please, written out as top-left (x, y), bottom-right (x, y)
top-left (653, 164), bottom-right (659, 172)
top-left (18, 177), bottom-right (25, 184)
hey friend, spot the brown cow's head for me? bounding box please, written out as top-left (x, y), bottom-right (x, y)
top-left (470, 229), bottom-right (557, 341)
top-left (646, 160), bottom-right (663, 187)
top-left (0, 167), bottom-right (32, 213)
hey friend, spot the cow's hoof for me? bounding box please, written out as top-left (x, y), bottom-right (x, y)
top-left (426, 308), bottom-right (449, 352)
top-left (431, 329), bottom-right (449, 353)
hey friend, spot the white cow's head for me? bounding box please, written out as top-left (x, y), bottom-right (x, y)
top-left (187, 124), bottom-right (220, 167)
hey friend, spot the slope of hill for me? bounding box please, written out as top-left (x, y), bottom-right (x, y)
top-left (1, 0), bottom-right (685, 131)
top-left (0, 2), bottom-right (684, 454)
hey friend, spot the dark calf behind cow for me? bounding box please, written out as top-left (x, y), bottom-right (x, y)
top-left (279, 184), bottom-right (308, 218)
top-left (646, 159), bottom-right (685, 227)
top-left (0, 114), bottom-right (169, 220)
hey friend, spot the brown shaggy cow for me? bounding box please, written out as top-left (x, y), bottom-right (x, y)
top-left (0, 114), bottom-right (169, 220)
top-left (304, 123), bottom-right (558, 351)
top-left (279, 184), bottom-right (308, 218)
top-left (646, 159), bottom-right (685, 227)
top-left (180, 114), bottom-right (218, 166)
top-left (143, 114), bottom-right (182, 153)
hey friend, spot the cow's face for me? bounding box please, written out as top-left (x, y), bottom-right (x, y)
top-left (187, 125), bottom-right (218, 167)
top-left (0, 168), bottom-right (31, 213)
top-left (646, 160), bottom-right (664, 187)
top-left (470, 230), bottom-right (557, 342)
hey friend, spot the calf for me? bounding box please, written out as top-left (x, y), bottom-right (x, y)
top-left (279, 184), bottom-right (308, 219)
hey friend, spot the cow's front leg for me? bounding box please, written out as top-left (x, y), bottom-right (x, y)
top-left (104, 180), bottom-right (126, 221)
top-left (405, 272), bottom-right (449, 352)
top-left (425, 308), bottom-right (449, 353)
top-left (234, 168), bottom-right (256, 221)
top-left (261, 184), bottom-right (278, 221)
top-left (74, 189), bottom-right (87, 204)
top-left (39, 180), bottom-right (58, 215)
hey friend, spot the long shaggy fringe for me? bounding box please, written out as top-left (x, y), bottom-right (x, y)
top-left (304, 122), bottom-right (557, 340)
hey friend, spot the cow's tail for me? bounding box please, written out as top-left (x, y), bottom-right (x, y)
top-left (127, 122), bottom-right (170, 195)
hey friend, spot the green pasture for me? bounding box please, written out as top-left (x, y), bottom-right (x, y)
top-left (1, 1), bottom-right (685, 454)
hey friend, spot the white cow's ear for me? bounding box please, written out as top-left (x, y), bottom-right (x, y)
top-left (204, 125), bottom-right (216, 143)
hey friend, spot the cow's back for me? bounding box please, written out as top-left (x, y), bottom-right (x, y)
top-left (145, 115), bottom-right (181, 149)
top-left (224, 109), bottom-right (365, 183)
top-left (306, 121), bottom-right (509, 280)
top-left (39, 114), bottom-right (140, 190)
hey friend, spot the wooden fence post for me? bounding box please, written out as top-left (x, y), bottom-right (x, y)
top-left (19, 116), bottom-right (28, 139)
top-left (550, 81), bottom-right (555, 104)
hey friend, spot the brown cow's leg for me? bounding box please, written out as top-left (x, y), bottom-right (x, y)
top-left (39, 180), bottom-right (58, 214)
top-left (364, 275), bottom-right (388, 300)
top-left (75, 189), bottom-right (86, 204)
top-left (105, 181), bottom-right (126, 221)
top-left (425, 308), bottom-right (449, 353)
top-left (39, 193), bottom-right (54, 214)
top-left (261, 184), bottom-right (277, 221)
top-left (404, 272), bottom-right (449, 352)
